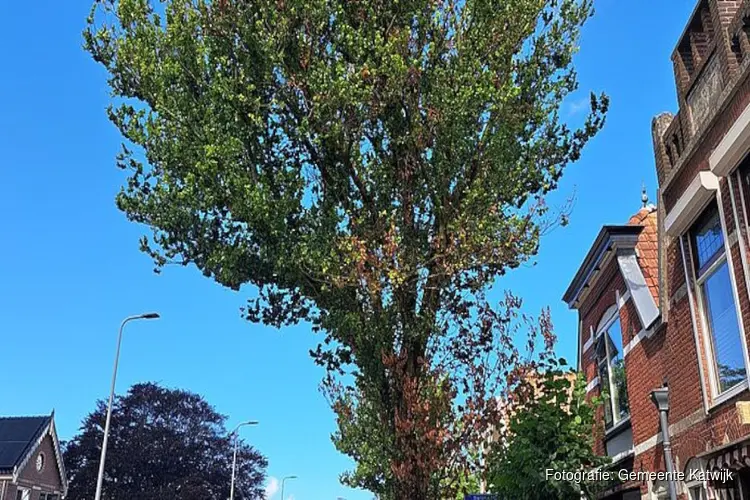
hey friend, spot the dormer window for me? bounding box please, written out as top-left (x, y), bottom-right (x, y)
top-left (689, 203), bottom-right (747, 396)
top-left (595, 305), bottom-right (630, 429)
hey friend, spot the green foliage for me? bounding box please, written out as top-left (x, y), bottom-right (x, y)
top-left (486, 359), bottom-right (608, 499)
top-left (446, 462), bottom-right (481, 499)
top-left (63, 383), bottom-right (267, 500)
top-left (83, 0), bottom-right (607, 497)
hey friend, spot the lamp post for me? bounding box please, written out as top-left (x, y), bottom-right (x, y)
top-left (230, 420), bottom-right (259, 500)
top-left (651, 386), bottom-right (678, 500)
top-left (280, 475), bottom-right (297, 500)
top-left (94, 313), bottom-right (160, 500)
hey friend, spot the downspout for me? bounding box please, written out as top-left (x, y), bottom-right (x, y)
top-left (651, 386), bottom-right (678, 500)
top-left (1, 479), bottom-right (7, 500)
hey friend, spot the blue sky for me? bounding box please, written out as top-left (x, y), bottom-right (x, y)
top-left (0, 1), bottom-right (695, 499)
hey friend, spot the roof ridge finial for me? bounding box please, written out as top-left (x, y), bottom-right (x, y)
top-left (641, 182), bottom-right (649, 208)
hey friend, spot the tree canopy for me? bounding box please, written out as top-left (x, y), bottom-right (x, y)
top-left (63, 383), bottom-right (267, 500)
top-left (84, 0), bottom-right (607, 497)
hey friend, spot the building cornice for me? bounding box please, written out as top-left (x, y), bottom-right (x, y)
top-left (562, 225), bottom-right (643, 309)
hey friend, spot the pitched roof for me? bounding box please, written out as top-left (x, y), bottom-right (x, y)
top-left (0, 416), bottom-right (52, 475)
top-left (562, 205), bottom-right (659, 309)
top-left (562, 224), bottom-right (643, 307)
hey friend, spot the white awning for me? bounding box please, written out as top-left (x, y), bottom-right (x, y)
top-left (707, 444), bottom-right (750, 471)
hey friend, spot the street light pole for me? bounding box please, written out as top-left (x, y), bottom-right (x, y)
top-left (280, 475), bottom-right (298, 500)
top-left (94, 313), bottom-right (160, 500)
top-left (230, 421), bottom-right (259, 500)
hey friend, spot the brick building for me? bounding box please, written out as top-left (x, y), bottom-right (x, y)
top-left (564, 1), bottom-right (750, 498)
top-left (0, 414), bottom-right (67, 500)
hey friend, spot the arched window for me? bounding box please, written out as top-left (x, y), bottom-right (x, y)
top-left (684, 458), bottom-right (707, 500)
top-left (595, 304), bottom-right (629, 429)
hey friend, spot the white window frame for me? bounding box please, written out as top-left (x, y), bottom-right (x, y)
top-left (684, 458), bottom-right (709, 500)
top-left (16, 488), bottom-right (30, 500)
top-left (595, 305), bottom-right (629, 430)
top-left (651, 479), bottom-right (670, 500)
top-left (687, 201), bottom-right (749, 404)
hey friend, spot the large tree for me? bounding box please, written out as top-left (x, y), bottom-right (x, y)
top-left (83, 0), bottom-right (607, 498)
top-left (63, 383), bottom-right (267, 500)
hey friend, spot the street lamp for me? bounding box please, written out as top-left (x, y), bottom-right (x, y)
top-left (94, 313), bottom-right (160, 500)
top-left (280, 475), bottom-right (298, 500)
top-left (230, 420), bottom-right (259, 500)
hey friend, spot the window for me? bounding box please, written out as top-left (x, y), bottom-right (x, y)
top-left (652, 479), bottom-right (669, 499)
top-left (688, 485), bottom-right (707, 500)
top-left (15, 488), bottom-right (29, 500)
top-left (685, 458), bottom-right (708, 500)
top-left (595, 305), bottom-right (629, 429)
top-left (738, 155), bottom-right (750, 234)
top-left (40, 494), bottom-right (60, 500)
top-left (689, 204), bottom-right (747, 396)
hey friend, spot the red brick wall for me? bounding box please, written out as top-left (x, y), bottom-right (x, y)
top-left (567, 1), bottom-right (750, 497)
top-left (576, 211), bottom-right (672, 456)
top-left (630, 1), bottom-right (750, 497)
top-left (578, 199), bottom-right (750, 496)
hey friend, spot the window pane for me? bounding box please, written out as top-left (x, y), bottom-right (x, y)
top-left (604, 318), bottom-right (629, 422)
top-left (595, 335), bottom-right (606, 360)
top-left (692, 207), bottom-right (724, 275)
top-left (598, 363), bottom-right (612, 428)
top-left (702, 261), bottom-right (746, 393)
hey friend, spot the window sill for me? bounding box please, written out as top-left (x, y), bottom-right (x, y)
top-left (709, 380), bottom-right (749, 411)
top-left (605, 415), bottom-right (631, 439)
top-left (608, 448), bottom-right (635, 466)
